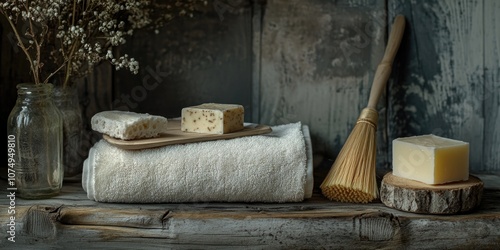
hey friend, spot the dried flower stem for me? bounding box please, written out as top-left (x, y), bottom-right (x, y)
top-left (1, 0), bottom-right (207, 87)
top-left (1, 9), bottom-right (38, 83)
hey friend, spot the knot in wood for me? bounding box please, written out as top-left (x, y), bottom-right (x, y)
top-left (356, 213), bottom-right (400, 242)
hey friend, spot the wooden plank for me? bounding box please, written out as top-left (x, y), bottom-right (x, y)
top-left (258, 0), bottom-right (388, 168)
top-left (71, 63), bottom-right (114, 169)
top-left (387, 0), bottom-right (485, 172)
top-left (484, 0), bottom-right (500, 173)
top-left (1, 179), bottom-right (499, 248)
top-left (113, 5), bottom-right (254, 122)
top-left (102, 120), bottom-right (271, 150)
top-left (252, 0), bottom-right (264, 123)
top-left (381, 173), bottom-right (483, 214)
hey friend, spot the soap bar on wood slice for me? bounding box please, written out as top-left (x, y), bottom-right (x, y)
top-left (380, 172), bottom-right (483, 214)
top-left (392, 135), bottom-right (469, 184)
top-left (181, 103), bottom-right (244, 134)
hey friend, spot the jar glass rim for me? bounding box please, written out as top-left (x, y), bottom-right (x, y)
top-left (17, 83), bottom-right (53, 89)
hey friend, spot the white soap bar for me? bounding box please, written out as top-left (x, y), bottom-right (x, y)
top-left (392, 134), bottom-right (469, 185)
top-left (181, 103), bottom-right (244, 134)
top-left (91, 111), bottom-right (168, 140)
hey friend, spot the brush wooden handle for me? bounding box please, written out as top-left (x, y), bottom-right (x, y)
top-left (367, 15), bottom-right (406, 109)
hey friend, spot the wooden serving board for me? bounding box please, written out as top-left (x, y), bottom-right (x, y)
top-left (103, 120), bottom-right (272, 150)
top-left (380, 172), bottom-right (483, 214)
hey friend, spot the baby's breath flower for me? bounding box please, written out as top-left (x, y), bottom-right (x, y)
top-left (0, 0), bottom-right (207, 85)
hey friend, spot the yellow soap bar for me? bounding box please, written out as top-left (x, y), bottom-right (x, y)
top-left (392, 135), bottom-right (469, 185)
top-left (181, 103), bottom-right (244, 134)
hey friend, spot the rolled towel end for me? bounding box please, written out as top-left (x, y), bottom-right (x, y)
top-left (83, 122), bottom-right (313, 203)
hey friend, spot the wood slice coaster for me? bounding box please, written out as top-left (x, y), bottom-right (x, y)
top-left (380, 172), bottom-right (483, 214)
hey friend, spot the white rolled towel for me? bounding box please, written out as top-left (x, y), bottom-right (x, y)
top-left (82, 122), bottom-right (313, 203)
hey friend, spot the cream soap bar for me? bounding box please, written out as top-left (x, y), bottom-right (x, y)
top-left (91, 111), bottom-right (169, 140)
top-left (392, 135), bottom-right (469, 185)
top-left (181, 103), bottom-right (244, 134)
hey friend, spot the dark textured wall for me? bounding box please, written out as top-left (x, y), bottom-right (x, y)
top-left (1, 0), bottom-right (499, 174)
top-left (388, 0), bottom-right (499, 173)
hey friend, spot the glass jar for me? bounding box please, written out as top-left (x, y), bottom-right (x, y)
top-left (53, 86), bottom-right (83, 178)
top-left (7, 83), bottom-right (64, 199)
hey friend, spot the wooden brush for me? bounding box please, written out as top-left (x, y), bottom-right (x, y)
top-left (320, 15), bottom-right (406, 203)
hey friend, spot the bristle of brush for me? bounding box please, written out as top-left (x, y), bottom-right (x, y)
top-left (320, 108), bottom-right (379, 203)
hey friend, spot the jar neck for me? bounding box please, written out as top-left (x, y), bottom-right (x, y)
top-left (16, 83), bottom-right (53, 102)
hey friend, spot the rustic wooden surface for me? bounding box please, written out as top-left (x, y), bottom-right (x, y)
top-left (483, 0), bottom-right (500, 173)
top-left (258, 0), bottom-right (388, 168)
top-left (0, 174), bottom-right (499, 249)
top-left (387, 0), bottom-right (500, 173)
top-left (380, 173), bottom-right (484, 214)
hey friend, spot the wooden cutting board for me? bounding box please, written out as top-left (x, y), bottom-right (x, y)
top-left (103, 120), bottom-right (272, 150)
top-left (380, 172), bottom-right (483, 214)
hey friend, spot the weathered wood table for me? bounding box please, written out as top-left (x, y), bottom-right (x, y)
top-left (1, 173), bottom-right (499, 249)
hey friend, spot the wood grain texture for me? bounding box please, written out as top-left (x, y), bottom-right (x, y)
top-left (0, 177), bottom-right (499, 249)
top-left (103, 120), bottom-right (271, 150)
top-left (258, 0), bottom-right (388, 168)
top-left (73, 63), bottom-right (114, 167)
top-left (387, 0), bottom-right (489, 172)
top-left (484, 0), bottom-right (500, 173)
top-left (381, 173), bottom-right (483, 214)
top-left (367, 15), bottom-right (405, 109)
